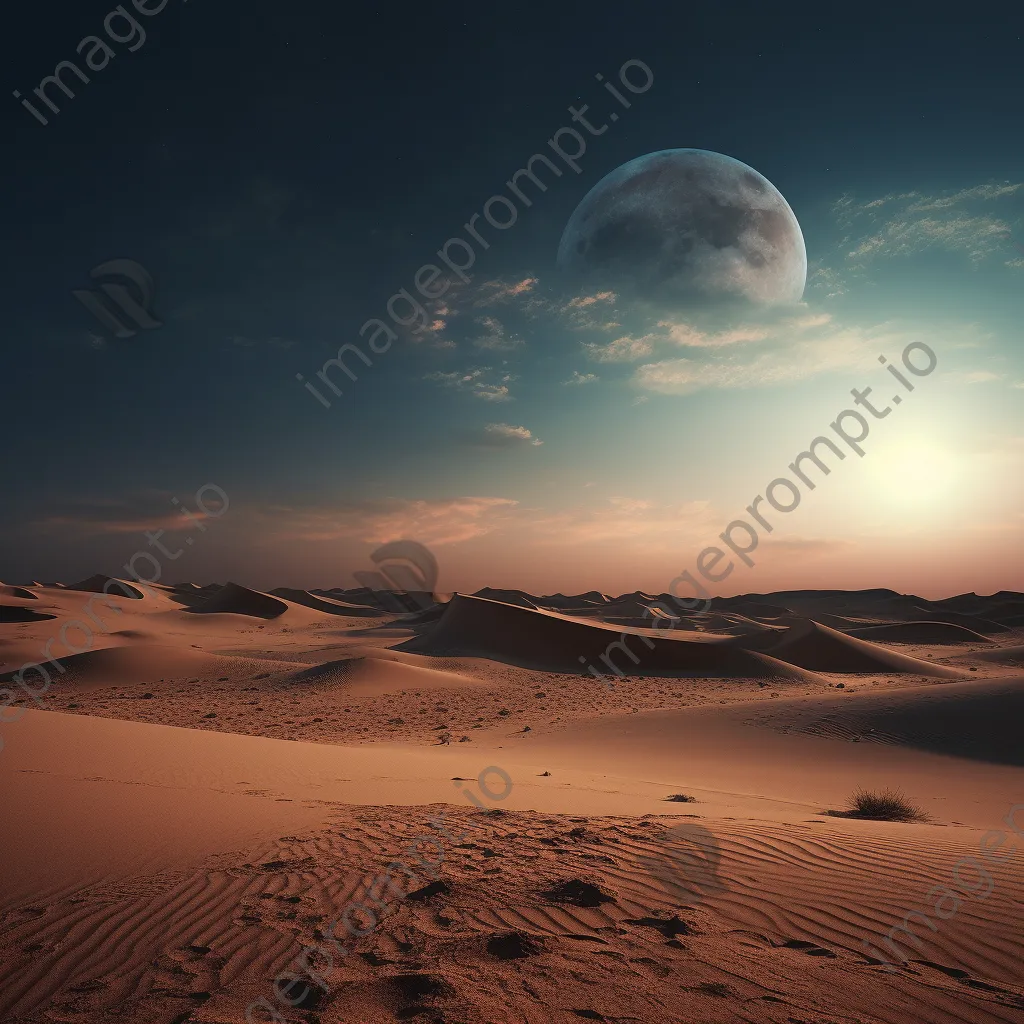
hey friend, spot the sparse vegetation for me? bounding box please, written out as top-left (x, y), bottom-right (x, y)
top-left (665, 793), bottom-right (696, 803)
top-left (833, 788), bottom-right (928, 822)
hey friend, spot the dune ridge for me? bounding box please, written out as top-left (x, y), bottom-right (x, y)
top-left (399, 593), bottom-right (819, 678)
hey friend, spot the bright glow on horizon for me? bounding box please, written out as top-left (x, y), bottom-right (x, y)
top-left (863, 438), bottom-right (962, 512)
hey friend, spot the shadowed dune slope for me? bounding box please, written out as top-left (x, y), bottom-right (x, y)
top-left (396, 602), bottom-right (447, 626)
top-left (0, 606), bottom-right (56, 623)
top-left (717, 589), bottom-right (1017, 633)
top-left (844, 620), bottom-right (993, 644)
top-left (916, 610), bottom-right (1009, 634)
top-left (65, 575), bottom-right (145, 600)
top-left (399, 594), bottom-right (817, 678)
top-left (949, 643), bottom-right (1024, 665)
top-left (472, 587), bottom-right (538, 608)
top-left (713, 598), bottom-right (794, 617)
top-left (187, 582), bottom-right (289, 618)
top-left (734, 618), bottom-right (969, 677)
top-left (761, 676), bottom-right (1024, 765)
top-left (267, 588), bottom-right (384, 616)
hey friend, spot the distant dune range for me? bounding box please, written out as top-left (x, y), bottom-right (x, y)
top-left (0, 581), bottom-right (1018, 687)
top-left (843, 621), bottom-right (991, 644)
top-left (397, 593), bottom-right (821, 679)
top-left (2, 578), bottom-right (1023, 1022)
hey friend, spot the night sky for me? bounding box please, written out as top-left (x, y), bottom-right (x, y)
top-left (3, 4), bottom-right (1022, 596)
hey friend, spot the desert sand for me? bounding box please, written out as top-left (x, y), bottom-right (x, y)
top-left (1, 580), bottom-right (1023, 1022)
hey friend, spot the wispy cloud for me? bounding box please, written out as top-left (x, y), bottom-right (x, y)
top-left (34, 494), bottom-right (221, 536)
top-left (632, 320), bottom-right (933, 394)
top-left (473, 384), bottom-right (511, 401)
top-left (471, 315), bottom-right (524, 351)
top-left (657, 321), bottom-right (769, 348)
top-left (525, 496), bottom-right (717, 548)
top-left (457, 422), bottom-right (544, 448)
top-left (563, 370), bottom-right (599, 385)
top-left (940, 369), bottom-right (1002, 385)
top-left (761, 537), bottom-right (856, 557)
top-left (584, 334), bottom-right (657, 362)
top-left (263, 496), bottom-right (520, 546)
top-left (475, 277), bottom-right (539, 305)
top-left (815, 180), bottom-right (1024, 295)
top-left (424, 367), bottom-right (516, 401)
top-left (255, 494), bottom-right (718, 551)
top-left (566, 290), bottom-right (616, 309)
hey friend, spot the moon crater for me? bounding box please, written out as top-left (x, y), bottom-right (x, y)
top-left (557, 149), bottom-right (807, 308)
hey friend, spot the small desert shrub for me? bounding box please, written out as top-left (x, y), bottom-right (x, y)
top-left (665, 793), bottom-right (696, 803)
top-left (847, 788), bottom-right (927, 822)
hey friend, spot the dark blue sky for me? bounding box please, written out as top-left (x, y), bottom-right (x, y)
top-left (3, 4), bottom-right (1022, 593)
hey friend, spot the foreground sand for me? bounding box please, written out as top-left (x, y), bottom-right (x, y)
top-left (1, 581), bottom-right (1023, 1022)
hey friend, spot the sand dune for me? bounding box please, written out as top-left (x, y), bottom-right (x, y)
top-left (1, 644), bottom-right (252, 691)
top-left (702, 611), bottom-right (784, 635)
top-left (950, 643), bottom-right (1024, 665)
top-left (933, 592), bottom-right (1024, 615)
top-left (977, 601), bottom-right (1024, 623)
top-left (753, 675), bottom-right (1024, 765)
top-left (918, 610), bottom-right (1009, 634)
top-left (716, 589), bottom-right (1017, 635)
top-left (738, 618), bottom-right (969, 677)
top-left (845, 620), bottom-right (993, 644)
top-left (66, 574), bottom-right (145, 599)
top-left (713, 597), bottom-right (794, 617)
top-left (400, 593), bottom-right (817, 679)
top-left (322, 585), bottom-right (438, 611)
top-left (188, 582), bottom-right (290, 618)
top-left (472, 586), bottom-right (538, 608)
top-left (0, 585), bottom-right (37, 600)
top-left (268, 587), bottom-right (386, 616)
top-left (289, 648), bottom-right (484, 696)
top-left (395, 601), bottom-right (447, 626)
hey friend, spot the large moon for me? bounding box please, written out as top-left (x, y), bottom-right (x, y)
top-left (557, 149), bottom-right (806, 308)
